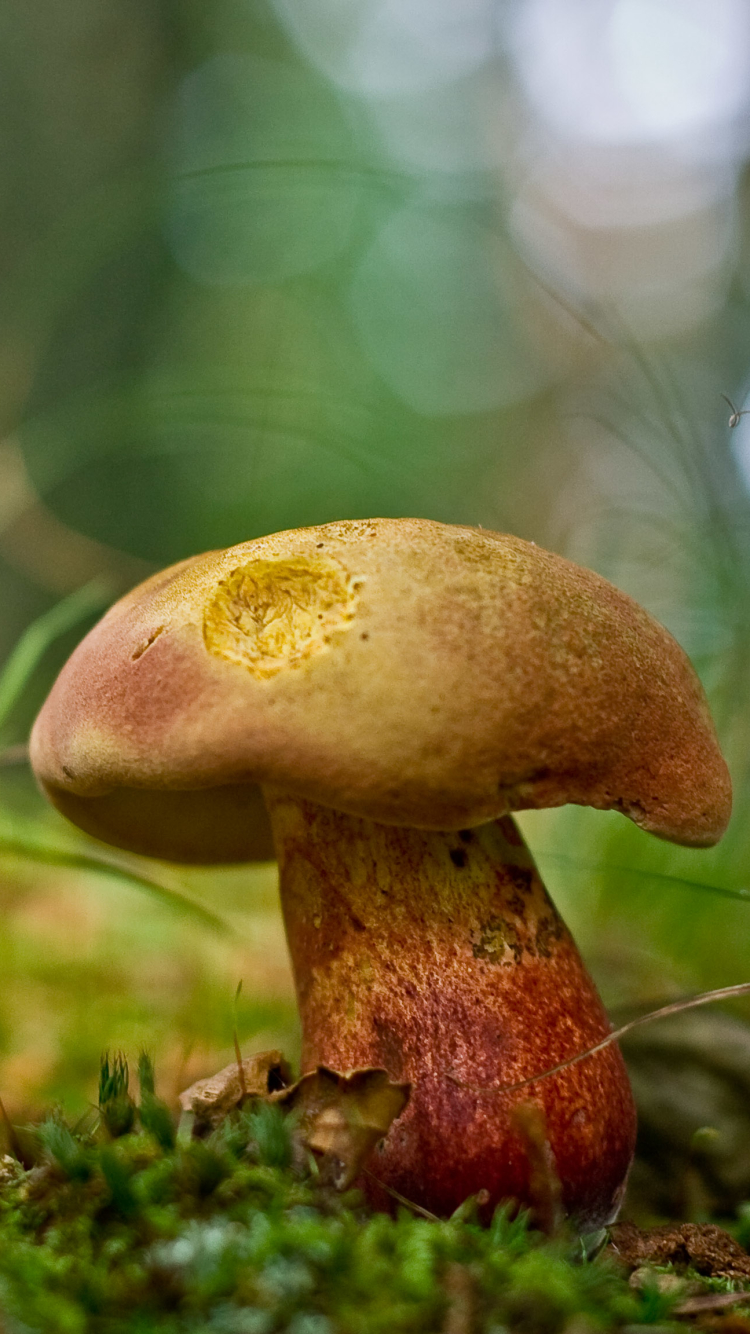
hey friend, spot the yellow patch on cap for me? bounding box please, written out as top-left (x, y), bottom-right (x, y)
top-left (203, 555), bottom-right (361, 678)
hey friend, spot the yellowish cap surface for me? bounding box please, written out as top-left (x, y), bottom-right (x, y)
top-left (30, 518), bottom-right (731, 861)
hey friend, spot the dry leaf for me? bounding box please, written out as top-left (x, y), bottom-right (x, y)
top-left (274, 1066), bottom-right (411, 1189)
top-left (511, 1101), bottom-right (563, 1235)
top-left (179, 1054), bottom-right (409, 1189)
top-left (179, 1050), bottom-right (292, 1132)
top-left (674, 1290), bottom-right (750, 1317)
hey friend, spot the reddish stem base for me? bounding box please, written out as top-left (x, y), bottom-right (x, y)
top-left (265, 791), bottom-right (636, 1229)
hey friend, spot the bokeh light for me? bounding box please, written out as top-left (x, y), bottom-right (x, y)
top-left (168, 53), bottom-right (362, 286)
top-left (505, 0), bottom-right (750, 333)
top-left (269, 0), bottom-right (496, 98)
top-left (349, 196), bottom-right (546, 414)
top-left (5, 0), bottom-right (750, 1124)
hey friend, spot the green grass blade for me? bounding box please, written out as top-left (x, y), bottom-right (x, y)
top-left (0, 745), bottom-right (29, 767)
top-left (536, 850), bottom-right (750, 905)
top-left (0, 833), bottom-right (234, 937)
top-left (0, 579), bottom-right (113, 736)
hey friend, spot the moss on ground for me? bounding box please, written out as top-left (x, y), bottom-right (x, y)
top-left (0, 1058), bottom-right (704, 1334)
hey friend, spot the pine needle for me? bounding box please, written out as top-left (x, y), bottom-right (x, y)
top-left (0, 832), bottom-right (234, 936)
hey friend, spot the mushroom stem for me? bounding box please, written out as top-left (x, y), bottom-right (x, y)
top-left (263, 789), bottom-right (636, 1228)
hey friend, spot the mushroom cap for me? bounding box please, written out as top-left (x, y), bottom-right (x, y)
top-left (30, 518), bottom-right (731, 861)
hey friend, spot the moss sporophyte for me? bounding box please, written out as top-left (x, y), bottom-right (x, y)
top-left (0, 1051), bottom-right (705, 1333)
top-left (0, 1051), bottom-right (748, 1330)
top-left (29, 519), bottom-right (731, 1228)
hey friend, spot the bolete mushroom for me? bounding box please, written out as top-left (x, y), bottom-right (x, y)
top-left (29, 518), bottom-right (731, 1228)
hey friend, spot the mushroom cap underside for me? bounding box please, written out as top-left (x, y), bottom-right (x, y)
top-left (30, 518), bottom-right (731, 862)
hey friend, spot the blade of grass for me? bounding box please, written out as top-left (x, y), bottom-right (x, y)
top-left (536, 850), bottom-right (750, 906)
top-left (0, 579), bottom-right (113, 737)
top-left (233, 980), bottom-right (247, 1098)
top-left (0, 745), bottom-right (28, 767)
top-left (0, 832), bottom-right (234, 937)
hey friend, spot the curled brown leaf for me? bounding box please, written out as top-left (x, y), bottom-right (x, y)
top-left (274, 1066), bottom-right (411, 1189)
top-left (179, 1054), bottom-right (410, 1190)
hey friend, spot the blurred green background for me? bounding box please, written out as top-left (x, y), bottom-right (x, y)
top-left (3, 0), bottom-right (750, 1131)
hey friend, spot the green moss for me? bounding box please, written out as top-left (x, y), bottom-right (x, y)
top-left (0, 1064), bottom-right (685, 1334)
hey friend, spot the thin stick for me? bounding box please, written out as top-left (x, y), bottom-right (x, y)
top-left (675, 1290), bottom-right (750, 1316)
top-left (447, 981), bottom-right (750, 1096)
top-left (363, 1168), bottom-right (440, 1221)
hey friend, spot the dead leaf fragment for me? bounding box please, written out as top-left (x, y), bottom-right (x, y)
top-left (511, 1101), bottom-right (563, 1235)
top-left (629, 1267), bottom-right (686, 1296)
top-left (179, 1055), bottom-right (409, 1189)
top-left (179, 1050), bottom-right (292, 1132)
top-left (274, 1066), bottom-right (411, 1189)
top-left (0, 1155), bottom-right (19, 1187)
top-left (674, 1290), bottom-right (750, 1317)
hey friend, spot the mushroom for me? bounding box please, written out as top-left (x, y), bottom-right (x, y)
top-left (29, 519), bottom-right (731, 1228)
